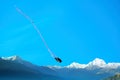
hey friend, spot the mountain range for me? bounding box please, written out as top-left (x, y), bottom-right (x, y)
top-left (0, 55), bottom-right (120, 80)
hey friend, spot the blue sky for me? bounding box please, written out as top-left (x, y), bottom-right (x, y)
top-left (0, 0), bottom-right (120, 66)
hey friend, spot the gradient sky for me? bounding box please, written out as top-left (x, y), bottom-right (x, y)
top-left (0, 0), bottom-right (120, 66)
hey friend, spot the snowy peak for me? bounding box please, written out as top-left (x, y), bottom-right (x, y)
top-left (88, 58), bottom-right (106, 67)
top-left (66, 62), bottom-right (87, 68)
top-left (107, 63), bottom-right (120, 69)
top-left (66, 58), bottom-right (120, 69)
top-left (1, 55), bottom-right (22, 61)
top-left (67, 58), bottom-right (107, 69)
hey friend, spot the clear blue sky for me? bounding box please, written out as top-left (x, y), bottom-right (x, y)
top-left (0, 0), bottom-right (120, 66)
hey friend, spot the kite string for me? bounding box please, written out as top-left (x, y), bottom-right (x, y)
top-left (15, 6), bottom-right (56, 58)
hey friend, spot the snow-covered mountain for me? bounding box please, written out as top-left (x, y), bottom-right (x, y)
top-left (66, 58), bottom-right (120, 69)
top-left (49, 58), bottom-right (120, 80)
top-left (0, 56), bottom-right (120, 80)
top-left (0, 55), bottom-right (63, 80)
top-left (1, 55), bottom-right (21, 61)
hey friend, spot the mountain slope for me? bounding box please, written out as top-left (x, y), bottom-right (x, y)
top-left (0, 55), bottom-right (63, 80)
top-left (104, 74), bottom-right (120, 80)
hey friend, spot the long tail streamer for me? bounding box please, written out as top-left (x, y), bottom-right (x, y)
top-left (15, 6), bottom-right (56, 58)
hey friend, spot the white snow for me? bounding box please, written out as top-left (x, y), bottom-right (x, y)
top-left (1, 55), bottom-right (21, 61)
top-left (66, 62), bottom-right (87, 68)
top-left (88, 58), bottom-right (106, 67)
top-left (66, 58), bottom-right (120, 69)
top-left (48, 65), bottom-right (62, 69)
top-left (106, 63), bottom-right (120, 69)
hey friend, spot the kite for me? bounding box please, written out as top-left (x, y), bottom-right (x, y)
top-left (15, 6), bottom-right (62, 63)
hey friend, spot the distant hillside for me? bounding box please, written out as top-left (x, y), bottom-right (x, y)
top-left (104, 74), bottom-right (120, 80)
top-left (0, 55), bottom-right (63, 80)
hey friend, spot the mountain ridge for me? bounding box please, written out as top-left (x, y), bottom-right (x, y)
top-left (48, 58), bottom-right (120, 69)
top-left (0, 55), bottom-right (120, 80)
top-left (1, 55), bottom-right (120, 69)
top-left (0, 55), bottom-right (63, 80)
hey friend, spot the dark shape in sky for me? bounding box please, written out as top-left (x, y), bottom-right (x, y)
top-left (54, 57), bottom-right (62, 63)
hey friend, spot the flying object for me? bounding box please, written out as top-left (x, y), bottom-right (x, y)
top-left (15, 6), bottom-right (63, 63)
top-left (54, 57), bottom-right (62, 63)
